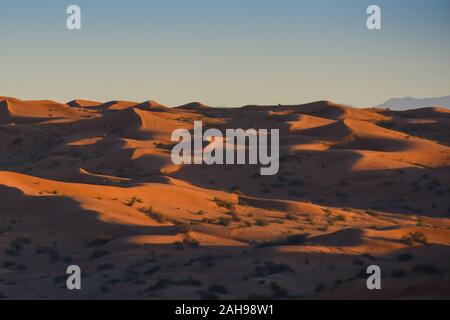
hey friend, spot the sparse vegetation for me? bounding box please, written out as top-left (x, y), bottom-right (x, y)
top-left (125, 196), bottom-right (142, 207)
top-left (258, 233), bottom-right (309, 248)
top-left (213, 198), bottom-right (236, 210)
top-left (209, 284), bottom-right (228, 295)
top-left (315, 283), bottom-right (326, 293)
top-left (147, 277), bottom-right (202, 292)
top-left (402, 232), bottom-right (428, 245)
top-left (391, 269), bottom-right (409, 278)
top-left (89, 234), bottom-right (113, 247)
top-left (254, 261), bottom-right (294, 277)
top-left (139, 206), bottom-right (169, 224)
top-left (270, 282), bottom-right (288, 298)
top-left (90, 250), bottom-right (110, 260)
top-left (412, 264), bottom-right (442, 276)
top-left (397, 253), bottom-right (414, 261)
top-left (217, 216), bottom-right (233, 227)
top-left (255, 218), bottom-right (269, 227)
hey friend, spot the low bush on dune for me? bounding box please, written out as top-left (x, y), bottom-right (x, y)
top-left (334, 214), bottom-right (346, 222)
top-left (402, 232), bottom-right (428, 245)
top-left (5, 236), bottom-right (33, 257)
top-left (315, 283), bottom-right (326, 293)
top-left (209, 284), bottom-right (228, 295)
top-left (3, 261), bottom-right (16, 268)
top-left (217, 216), bottom-right (233, 227)
top-left (139, 206), bottom-right (169, 224)
top-left (5, 248), bottom-right (20, 257)
top-left (213, 198), bottom-right (236, 210)
top-left (199, 290), bottom-right (220, 300)
top-left (270, 282), bottom-right (289, 298)
top-left (255, 218), bottom-right (269, 227)
top-left (257, 233), bottom-right (310, 248)
top-left (97, 263), bottom-right (115, 271)
top-left (89, 234), bottom-right (114, 247)
top-left (397, 253), bottom-right (415, 261)
top-left (90, 250), bottom-right (110, 260)
top-left (224, 210), bottom-right (241, 222)
top-left (124, 196), bottom-right (142, 207)
top-left (146, 277), bottom-right (202, 292)
top-left (142, 265), bottom-right (162, 276)
top-left (412, 264), bottom-right (443, 276)
top-left (391, 269), bottom-right (409, 278)
top-left (53, 275), bottom-right (66, 285)
top-left (254, 261), bottom-right (294, 277)
top-left (285, 213), bottom-right (298, 221)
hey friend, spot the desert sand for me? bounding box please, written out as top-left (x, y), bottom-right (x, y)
top-left (0, 96), bottom-right (449, 300)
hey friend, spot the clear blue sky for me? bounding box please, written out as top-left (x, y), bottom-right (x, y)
top-left (1, 0), bottom-right (450, 107)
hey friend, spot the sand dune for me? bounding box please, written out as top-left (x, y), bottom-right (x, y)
top-left (0, 97), bottom-right (449, 300)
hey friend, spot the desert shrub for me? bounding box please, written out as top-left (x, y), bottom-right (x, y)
top-left (16, 236), bottom-right (32, 245)
top-left (391, 269), bottom-right (409, 278)
top-left (315, 283), bottom-right (326, 293)
top-left (125, 196), bottom-right (142, 207)
top-left (174, 221), bottom-right (192, 234)
top-left (209, 284), bottom-right (228, 295)
top-left (217, 217), bottom-right (233, 227)
top-left (53, 275), bottom-right (66, 284)
top-left (213, 198), bottom-right (235, 210)
top-left (402, 232), bottom-right (428, 245)
top-left (255, 218), bottom-right (269, 227)
top-left (189, 254), bottom-right (215, 267)
top-left (97, 263), bottom-right (115, 271)
top-left (289, 179), bottom-right (303, 187)
top-left (257, 233), bottom-right (309, 248)
top-left (225, 210), bottom-right (241, 222)
top-left (333, 279), bottom-right (343, 286)
top-left (3, 261), bottom-right (16, 268)
top-left (254, 261), bottom-right (294, 277)
top-left (48, 248), bottom-right (60, 263)
top-left (361, 253), bottom-right (377, 261)
top-left (397, 253), bottom-right (414, 261)
top-left (353, 258), bottom-right (364, 266)
top-left (412, 264), bottom-right (442, 276)
top-left (5, 248), bottom-right (20, 257)
top-left (139, 207), bottom-right (168, 224)
top-left (147, 277), bottom-right (201, 292)
top-left (90, 250), bottom-right (110, 260)
top-left (174, 241), bottom-right (184, 251)
top-left (286, 213), bottom-right (298, 221)
top-left (89, 234), bottom-right (114, 247)
top-left (12, 138), bottom-right (23, 146)
top-left (198, 290), bottom-right (219, 300)
top-left (270, 282), bottom-right (288, 298)
top-left (183, 234), bottom-right (199, 248)
top-left (143, 265), bottom-right (161, 276)
top-left (62, 256), bottom-right (73, 264)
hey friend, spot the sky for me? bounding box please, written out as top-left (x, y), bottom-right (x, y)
top-left (1, 0), bottom-right (450, 107)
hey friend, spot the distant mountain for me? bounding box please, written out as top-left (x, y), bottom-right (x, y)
top-left (378, 95), bottom-right (450, 110)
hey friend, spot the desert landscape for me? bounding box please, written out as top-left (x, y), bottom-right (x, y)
top-left (0, 96), bottom-right (449, 300)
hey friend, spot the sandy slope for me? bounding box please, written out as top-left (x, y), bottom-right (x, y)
top-left (0, 97), bottom-right (449, 300)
